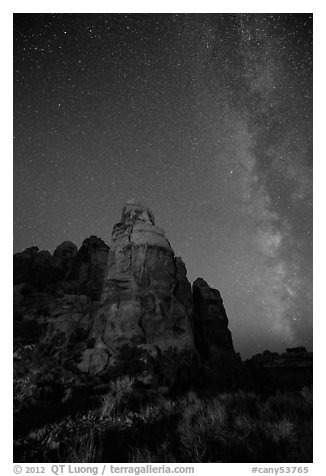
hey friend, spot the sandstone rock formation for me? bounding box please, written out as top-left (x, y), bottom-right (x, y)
top-left (53, 241), bottom-right (77, 279)
top-left (13, 235), bottom-right (110, 370)
top-left (13, 202), bottom-right (241, 392)
top-left (13, 235), bottom-right (110, 298)
top-left (192, 278), bottom-right (234, 358)
top-left (13, 200), bottom-right (313, 461)
top-left (79, 200), bottom-right (196, 375)
top-left (14, 246), bottom-right (42, 285)
top-left (71, 236), bottom-right (110, 299)
top-left (245, 347), bottom-right (313, 390)
top-left (14, 246), bottom-right (63, 289)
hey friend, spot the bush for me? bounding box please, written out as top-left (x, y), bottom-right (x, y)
top-left (14, 388), bottom-right (312, 463)
top-left (100, 376), bottom-right (135, 418)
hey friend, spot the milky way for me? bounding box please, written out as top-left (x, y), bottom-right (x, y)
top-left (14, 13), bottom-right (312, 357)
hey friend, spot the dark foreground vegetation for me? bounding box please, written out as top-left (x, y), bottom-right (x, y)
top-left (14, 375), bottom-right (312, 463)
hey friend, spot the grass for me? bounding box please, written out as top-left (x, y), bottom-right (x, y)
top-left (14, 377), bottom-right (313, 463)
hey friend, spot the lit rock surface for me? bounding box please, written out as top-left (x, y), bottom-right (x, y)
top-left (81, 201), bottom-right (195, 373)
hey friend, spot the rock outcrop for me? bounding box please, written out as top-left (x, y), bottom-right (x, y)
top-left (53, 241), bottom-right (77, 275)
top-left (13, 235), bottom-right (110, 373)
top-left (192, 278), bottom-right (234, 358)
top-left (13, 235), bottom-right (110, 298)
top-left (70, 236), bottom-right (110, 299)
top-left (14, 246), bottom-right (39, 283)
top-left (79, 200), bottom-right (196, 376)
top-left (13, 202), bottom-right (242, 395)
top-left (13, 200), bottom-right (313, 463)
top-left (245, 347), bottom-right (313, 390)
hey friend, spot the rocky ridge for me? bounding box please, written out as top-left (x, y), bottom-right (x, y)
top-left (14, 201), bottom-right (311, 397)
top-left (245, 347), bottom-right (313, 390)
top-left (14, 201), bottom-right (237, 398)
top-left (13, 201), bottom-right (313, 463)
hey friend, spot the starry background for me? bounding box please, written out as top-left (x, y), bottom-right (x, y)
top-left (13, 13), bottom-right (312, 358)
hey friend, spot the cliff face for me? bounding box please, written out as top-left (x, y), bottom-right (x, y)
top-left (101, 200), bottom-right (194, 353)
top-left (14, 201), bottom-right (238, 390)
top-left (13, 236), bottom-right (109, 299)
top-left (78, 200), bottom-right (196, 376)
top-left (193, 278), bottom-right (234, 358)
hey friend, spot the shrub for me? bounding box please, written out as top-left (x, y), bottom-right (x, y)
top-left (14, 388), bottom-right (312, 463)
top-left (100, 376), bottom-right (135, 418)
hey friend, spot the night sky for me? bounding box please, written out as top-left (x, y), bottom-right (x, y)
top-left (13, 13), bottom-right (312, 358)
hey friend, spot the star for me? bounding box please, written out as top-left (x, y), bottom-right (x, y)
top-left (13, 13), bottom-right (312, 357)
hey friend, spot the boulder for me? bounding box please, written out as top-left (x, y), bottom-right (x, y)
top-left (77, 348), bottom-right (109, 374)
